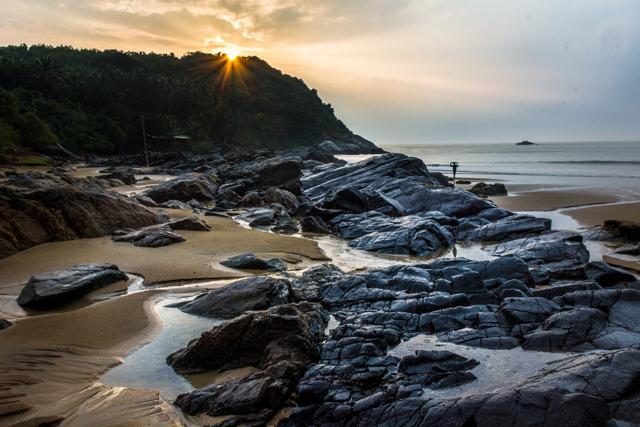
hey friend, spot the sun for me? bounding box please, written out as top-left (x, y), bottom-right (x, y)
top-left (225, 47), bottom-right (239, 61)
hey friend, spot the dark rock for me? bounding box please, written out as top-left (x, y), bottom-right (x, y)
top-left (220, 253), bottom-right (287, 271)
top-left (0, 319), bottom-right (13, 330)
top-left (317, 136), bottom-right (384, 155)
top-left (300, 216), bottom-right (331, 234)
top-left (469, 182), bottom-right (507, 197)
top-left (0, 173), bottom-right (164, 259)
top-left (142, 173), bottom-right (218, 203)
top-left (17, 263), bottom-right (127, 309)
top-left (501, 297), bottom-right (560, 324)
top-left (603, 219), bottom-right (640, 241)
top-left (331, 212), bottom-right (454, 257)
top-left (585, 261), bottom-right (638, 287)
top-left (168, 302), bottom-right (328, 373)
top-left (112, 225), bottom-right (185, 247)
top-left (457, 214), bottom-right (551, 242)
top-left (532, 280), bottom-right (601, 299)
top-left (167, 216), bottom-right (211, 231)
top-left (264, 187), bottom-right (299, 213)
top-left (180, 276), bottom-right (290, 318)
top-left (100, 167), bottom-right (137, 185)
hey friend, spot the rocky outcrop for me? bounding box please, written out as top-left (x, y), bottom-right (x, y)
top-left (236, 204), bottom-right (298, 234)
top-left (142, 173), bottom-right (219, 203)
top-left (167, 216), bottom-right (211, 231)
top-left (220, 253), bottom-right (287, 271)
top-left (169, 303), bottom-right (329, 424)
top-left (112, 225), bottom-right (185, 247)
top-left (457, 214), bottom-right (551, 242)
top-left (469, 182), bottom-right (507, 197)
top-left (0, 173), bottom-right (164, 259)
top-left (317, 135), bottom-right (384, 155)
top-left (584, 261), bottom-right (638, 287)
top-left (17, 263), bottom-right (128, 309)
top-left (180, 276), bottom-right (290, 318)
top-left (330, 212), bottom-right (455, 257)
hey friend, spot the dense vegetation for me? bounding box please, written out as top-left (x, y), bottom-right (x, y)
top-left (0, 45), bottom-right (352, 155)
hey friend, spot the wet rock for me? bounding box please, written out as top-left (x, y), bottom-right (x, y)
top-left (170, 302), bottom-right (328, 424)
top-left (237, 204), bottom-right (295, 232)
top-left (331, 212), bottom-right (454, 257)
top-left (142, 173), bottom-right (218, 203)
top-left (0, 319), bottom-right (11, 330)
top-left (112, 225), bottom-right (185, 247)
top-left (220, 253), bottom-right (287, 272)
top-left (100, 167), bottom-right (137, 185)
top-left (319, 188), bottom-right (405, 216)
top-left (584, 261), bottom-right (638, 287)
top-left (17, 263), bottom-right (127, 309)
top-left (300, 216), bottom-right (331, 234)
top-left (303, 153), bottom-right (491, 217)
top-left (167, 216), bottom-right (211, 231)
top-left (168, 302), bottom-right (328, 373)
top-left (0, 174), bottom-right (163, 259)
top-left (291, 264), bottom-right (346, 302)
top-left (501, 297), bottom-right (561, 324)
top-left (487, 231), bottom-right (588, 264)
top-left (457, 214), bottom-right (551, 242)
top-left (469, 182), bottom-right (507, 197)
top-left (532, 280), bottom-right (601, 299)
top-left (180, 276), bottom-right (290, 318)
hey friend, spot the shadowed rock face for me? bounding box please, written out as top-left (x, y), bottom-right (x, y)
top-left (0, 173), bottom-right (164, 259)
top-left (168, 303), bottom-right (329, 424)
top-left (17, 263), bottom-right (128, 309)
top-left (180, 276), bottom-right (290, 318)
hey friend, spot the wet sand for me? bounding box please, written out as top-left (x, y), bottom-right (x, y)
top-left (0, 201), bottom-right (328, 425)
top-left (0, 209), bottom-right (326, 299)
top-left (0, 291), bottom-right (183, 426)
top-left (563, 201), bottom-right (640, 228)
top-left (491, 188), bottom-right (619, 212)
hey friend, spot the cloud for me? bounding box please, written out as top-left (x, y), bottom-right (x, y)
top-left (0, 0), bottom-right (638, 143)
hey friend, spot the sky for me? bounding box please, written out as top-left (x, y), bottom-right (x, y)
top-left (1, 0), bottom-right (639, 145)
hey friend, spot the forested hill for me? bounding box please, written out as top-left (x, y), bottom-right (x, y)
top-left (0, 45), bottom-right (377, 156)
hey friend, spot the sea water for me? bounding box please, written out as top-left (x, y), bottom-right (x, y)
top-left (380, 141), bottom-right (640, 194)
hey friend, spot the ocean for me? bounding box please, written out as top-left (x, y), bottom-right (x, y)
top-left (378, 141), bottom-right (640, 197)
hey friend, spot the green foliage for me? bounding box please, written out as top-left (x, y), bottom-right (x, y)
top-left (0, 44), bottom-right (351, 154)
top-left (14, 155), bottom-right (50, 165)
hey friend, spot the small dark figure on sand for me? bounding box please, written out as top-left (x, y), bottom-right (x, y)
top-left (450, 161), bottom-right (459, 183)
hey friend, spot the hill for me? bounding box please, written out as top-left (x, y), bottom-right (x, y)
top-left (0, 45), bottom-right (380, 157)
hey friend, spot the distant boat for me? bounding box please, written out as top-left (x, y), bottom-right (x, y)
top-left (516, 140), bottom-right (536, 145)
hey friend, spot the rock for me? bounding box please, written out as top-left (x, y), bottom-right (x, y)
top-left (319, 188), bottom-right (405, 216)
top-left (142, 173), bottom-right (218, 203)
top-left (331, 212), bottom-right (454, 257)
top-left (300, 216), bottom-right (331, 234)
top-left (501, 297), bottom-right (560, 324)
top-left (237, 204), bottom-right (295, 232)
top-left (264, 187), bottom-right (300, 213)
top-left (584, 261), bottom-right (638, 287)
top-left (100, 167), bottom-right (137, 185)
top-left (532, 280), bottom-right (601, 299)
top-left (0, 319), bottom-right (13, 330)
top-left (180, 276), bottom-right (290, 318)
top-left (457, 214), bottom-right (551, 242)
top-left (17, 263), bottom-right (128, 309)
top-left (469, 182), bottom-right (507, 197)
top-left (455, 180), bottom-right (471, 185)
top-left (166, 216), bottom-right (211, 231)
top-left (603, 219), bottom-right (640, 241)
top-left (168, 302), bottom-right (328, 373)
top-left (220, 253), bottom-right (287, 271)
top-left (0, 174), bottom-right (164, 259)
top-left (112, 225), bottom-right (185, 247)
top-left (317, 135), bottom-right (384, 155)
top-left (303, 154), bottom-right (494, 217)
top-left (487, 231), bottom-right (589, 266)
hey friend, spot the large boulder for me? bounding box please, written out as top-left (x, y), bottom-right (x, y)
top-left (180, 276), bottom-right (290, 318)
top-left (584, 261), bottom-right (638, 287)
top-left (169, 303), bottom-right (329, 424)
top-left (142, 173), bottom-right (219, 203)
top-left (220, 253), bottom-right (287, 272)
top-left (17, 263), bottom-right (128, 309)
top-left (0, 174), bottom-right (164, 259)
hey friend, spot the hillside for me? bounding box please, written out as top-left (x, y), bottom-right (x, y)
top-left (0, 45), bottom-right (380, 156)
